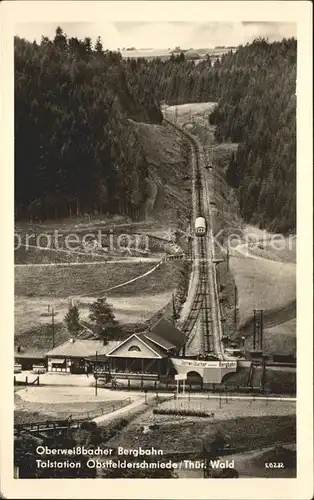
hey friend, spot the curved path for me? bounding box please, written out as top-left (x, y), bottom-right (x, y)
top-left (15, 243), bottom-right (161, 267)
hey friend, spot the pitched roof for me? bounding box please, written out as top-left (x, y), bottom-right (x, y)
top-left (137, 333), bottom-right (169, 357)
top-left (143, 331), bottom-right (177, 351)
top-left (149, 317), bottom-right (186, 350)
top-left (93, 319), bottom-right (185, 358)
top-left (46, 339), bottom-right (121, 358)
top-left (105, 318), bottom-right (186, 356)
top-left (106, 333), bottom-right (164, 358)
top-left (15, 347), bottom-right (46, 359)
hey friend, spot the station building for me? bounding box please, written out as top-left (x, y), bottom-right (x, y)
top-left (20, 317), bottom-right (238, 385)
top-left (44, 318), bottom-right (185, 376)
top-left (89, 317), bottom-right (186, 380)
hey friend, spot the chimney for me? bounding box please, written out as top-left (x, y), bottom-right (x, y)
top-left (17, 345), bottom-right (21, 353)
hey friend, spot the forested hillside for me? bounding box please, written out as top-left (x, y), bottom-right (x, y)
top-left (15, 31), bottom-right (296, 233)
top-left (15, 28), bottom-right (162, 221)
top-left (210, 39), bottom-right (296, 233)
top-left (124, 38), bottom-right (296, 233)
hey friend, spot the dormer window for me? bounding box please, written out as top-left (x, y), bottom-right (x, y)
top-left (128, 345), bottom-right (141, 352)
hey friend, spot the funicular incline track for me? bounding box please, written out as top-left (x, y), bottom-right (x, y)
top-left (164, 117), bottom-right (224, 359)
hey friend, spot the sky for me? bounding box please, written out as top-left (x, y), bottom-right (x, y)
top-left (15, 21), bottom-right (296, 50)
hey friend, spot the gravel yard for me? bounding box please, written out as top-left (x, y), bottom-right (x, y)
top-left (14, 385), bottom-right (135, 424)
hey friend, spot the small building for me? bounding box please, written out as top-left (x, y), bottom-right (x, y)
top-left (46, 339), bottom-right (120, 374)
top-left (14, 345), bottom-right (46, 371)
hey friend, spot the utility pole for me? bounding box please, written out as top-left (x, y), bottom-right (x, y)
top-left (260, 310), bottom-right (264, 350)
top-left (95, 350), bottom-right (98, 396)
top-left (253, 309), bottom-right (264, 350)
top-left (226, 243), bottom-right (230, 271)
top-left (51, 306), bottom-right (55, 348)
top-left (253, 309), bottom-right (256, 350)
top-left (234, 286), bottom-right (238, 329)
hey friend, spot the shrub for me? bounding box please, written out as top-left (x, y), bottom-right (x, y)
top-left (99, 418), bottom-right (130, 443)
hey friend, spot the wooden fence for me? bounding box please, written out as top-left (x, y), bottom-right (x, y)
top-left (14, 397), bottom-right (132, 435)
top-left (14, 375), bottom-right (40, 386)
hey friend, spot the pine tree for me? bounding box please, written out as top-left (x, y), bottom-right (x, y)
top-left (64, 304), bottom-right (81, 337)
top-left (83, 37), bottom-right (92, 55)
top-left (53, 26), bottom-right (68, 51)
top-left (89, 298), bottom-right (118, 342)
top-left (95, 36), bottom-right (103, 54)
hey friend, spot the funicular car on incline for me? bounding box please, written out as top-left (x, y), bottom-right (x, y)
top-left (195, 216), bottom-right (206, 236)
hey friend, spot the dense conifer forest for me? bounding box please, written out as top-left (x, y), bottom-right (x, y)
top-left (125, 38), bottom-right (296, 233)
top-left (15, 28), bottom-right (162, 221)
top-left (210, 39), bottom-right (296, 233)
top-left (15, 30), bottom-right (296, 232)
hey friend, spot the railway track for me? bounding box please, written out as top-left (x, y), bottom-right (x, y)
top-left (164, 118), bottom-right (224, 360)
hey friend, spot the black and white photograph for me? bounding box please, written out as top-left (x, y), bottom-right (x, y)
top-left (0, 1), bottom-right (313, 499)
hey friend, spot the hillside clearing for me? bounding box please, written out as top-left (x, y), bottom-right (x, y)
top-left (15, 259), bottom-right (185, 340)
top-left (237, 226), bottom-right (296, 263)
top-left (261, 318), bottom-right (296, 354)
top-left (15, 260), bottom-right (185, 298)
top-left (15, 291), bottom-right (172, 336)
top-left (230, 256), bottom-right (295, 326)
top-left (164, 102), bottom-right (217, 122)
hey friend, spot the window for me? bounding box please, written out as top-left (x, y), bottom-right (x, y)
top-left (128, 345), bottom-right (141, 352)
